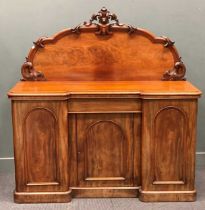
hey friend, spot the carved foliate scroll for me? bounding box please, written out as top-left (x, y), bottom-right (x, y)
top-left (161, 36), bottom-right (175, 47)
top-left (33, 37), bottom-right (47, 48)
top-left (72, 7), bottom-right (135, 35)
top-left (21, 37), bottom-right (47, 81)
top-left (162, 59), bottom-right (186, 81)
top-left (21, 58), bottom-right (46, 81)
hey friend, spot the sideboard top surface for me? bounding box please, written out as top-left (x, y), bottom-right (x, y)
top-left (8, 81), bottom-right (201, 98)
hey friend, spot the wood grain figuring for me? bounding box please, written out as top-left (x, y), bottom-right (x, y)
top-left (8, 81), bottom-right (202, 97)
top-left (153, 107), bottom-right (186, 184)
top-left (32, 33), bottom-right (175, 81)
top-left (140, 99), bottom-right (198, 201)
top-left (68, 98), bottom-right (141, 113)
top-left (76, 113), bottom-right (135, 187)
top-left (85, 121), bottom-right (124, 180)
top-left (11, 101), bottom-right (70, 197)
top-left (24, 108), bottom-right (58, 185)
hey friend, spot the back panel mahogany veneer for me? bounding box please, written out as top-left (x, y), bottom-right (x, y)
top-left (8, 7), bottom-right (201, 203)
top-left (31, 32), bottom-right (177, 81)
top-left (20, 7), bottom-right (185, 82)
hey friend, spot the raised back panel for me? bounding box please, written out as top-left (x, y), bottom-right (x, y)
top-left (24, 108), bottom-right (58, 185)
top-left (153, 107), bottom-right (186, 184)
top-left (21, 7), bottom-right (186, 81)
top-left (76, 113), bottom-right (134, 187)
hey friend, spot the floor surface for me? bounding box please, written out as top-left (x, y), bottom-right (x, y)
top-left (1, 167), bottom-right (205, 210)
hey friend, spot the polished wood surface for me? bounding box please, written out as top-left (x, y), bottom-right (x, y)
top-left (140, 99), bottom-right (198, 201)
top-left (8, 81), bottom-right (201, 96)
top-left (21, 7), bottom-right (185, 81)
top-left (31, 32), bottom-right (176, 81)
top-left (12, 101), bottom-right (70, 198)
top-left (25, 108), bottom-right (57, 184)
top-left (75, 113), bottom-right (134, 186)
top-left (8, 7), bottom-right (201, 203)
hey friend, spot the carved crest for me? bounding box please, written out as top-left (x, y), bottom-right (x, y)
top-left (72, 7), bottom-right (135, 35)
top-left (89, 7), bottom-right (120, 26)
top-left (162, 59), bottom-right (186, 81)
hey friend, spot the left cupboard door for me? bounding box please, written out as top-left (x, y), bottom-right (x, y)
top-left (11, 100), bottom-right (71, 203)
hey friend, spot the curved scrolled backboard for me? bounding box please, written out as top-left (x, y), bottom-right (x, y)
top-left (21, 7), bottom-right (186, 81)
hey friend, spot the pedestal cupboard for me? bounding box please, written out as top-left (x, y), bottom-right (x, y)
top-left (8, 7), bottom-right (201, 203)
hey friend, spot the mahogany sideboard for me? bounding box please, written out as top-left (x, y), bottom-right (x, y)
top-left (8, 7), bottom-right (202, 203)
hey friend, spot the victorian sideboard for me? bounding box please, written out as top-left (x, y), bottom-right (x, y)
top-left (8, 7), bottom-right (201, 203)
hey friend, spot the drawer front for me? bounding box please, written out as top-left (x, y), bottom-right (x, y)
top-left (68, 98), bottom-right (141, 113)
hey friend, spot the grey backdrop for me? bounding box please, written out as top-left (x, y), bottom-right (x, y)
top-left (0, 0), bottom-right (205, 171)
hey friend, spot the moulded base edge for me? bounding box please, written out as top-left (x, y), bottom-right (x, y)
top-left (139, 189), bottom-right (196, 202)
top-left (14, 190), bottom-right (72, 203)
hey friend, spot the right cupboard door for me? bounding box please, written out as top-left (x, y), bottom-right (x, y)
top-left (140, 99), bottom-right (198, 202)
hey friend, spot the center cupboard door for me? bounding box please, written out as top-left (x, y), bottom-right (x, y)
top-left (69, 113), bottom-right (140, 188)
